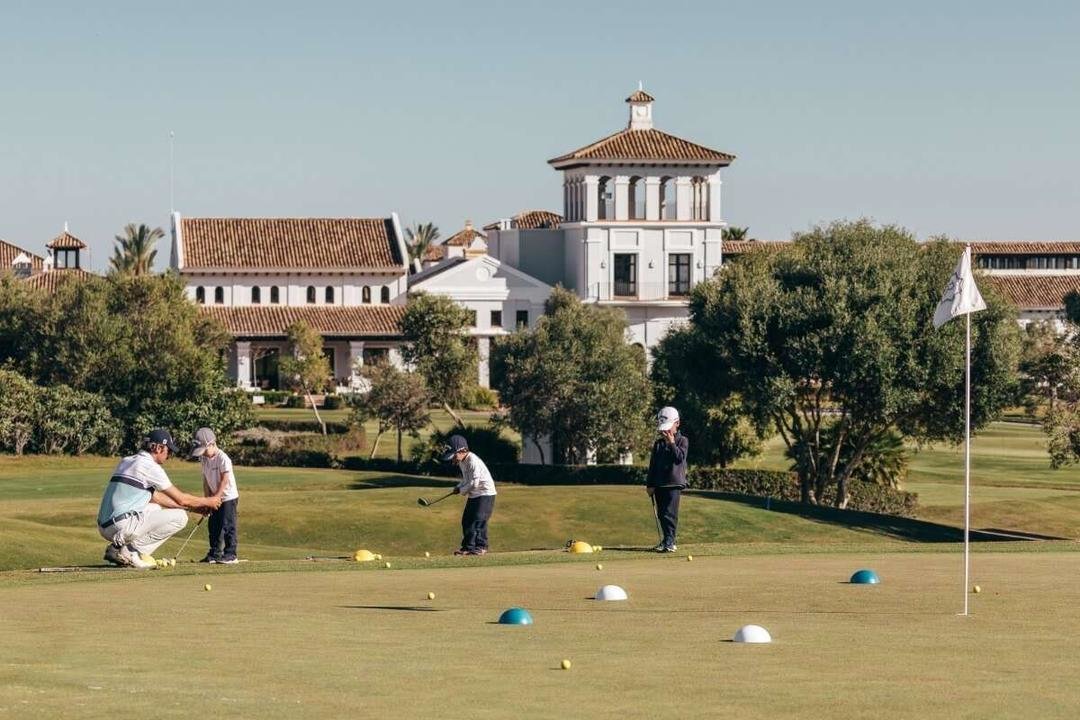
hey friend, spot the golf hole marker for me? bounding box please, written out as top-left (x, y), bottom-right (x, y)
top-left (733, 625), bottom-right (771, 644)
top-left (849, 569), bottom-right (880, 584)
top-left (595, 584), bottom-right (628, 601)
top-left (498, 607), bottom-right (533, 625)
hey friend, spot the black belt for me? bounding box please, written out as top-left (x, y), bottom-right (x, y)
top-left (99, 511), bottom-right (138, 530)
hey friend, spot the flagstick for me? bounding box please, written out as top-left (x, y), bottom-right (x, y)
top-left (963, 301), bottom-right (971, 616)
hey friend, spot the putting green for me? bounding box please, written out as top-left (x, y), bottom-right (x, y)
top-left (1, 551), bottom-right (1078, 718)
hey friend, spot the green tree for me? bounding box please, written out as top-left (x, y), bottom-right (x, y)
top-left (721, 226), bottom-right (750, 241)
top-left (280, 321), bottom-right (332, 435)
top-left (491, 287), bottom-right (652, 464)
top-left (350, 364), bottom-right (431, 462)
top-left (650, 326), bottom-right (763, 467)
top-left (0, 369), bottom-right (39, 456)
top-left (108, 223), bottom-right (164, 276)
top-left (399, 292), bottom-right (477, 426)
top-left (405, 222), bottom-right (440, 263)
top-left (0, 273), bottom-right (253, 450)
top-left (681, 220), bottom-right (1020, 506)
top-left (1039, 291), bottom-right (1080, 467)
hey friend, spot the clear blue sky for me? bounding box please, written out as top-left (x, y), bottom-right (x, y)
top-left (2, 1), bottom-right (1078, 270)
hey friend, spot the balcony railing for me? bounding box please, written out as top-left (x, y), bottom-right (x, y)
top-left (586, 282), bottom-right (693, 302)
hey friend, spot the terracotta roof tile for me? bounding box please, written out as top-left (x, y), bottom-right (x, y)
top-left (722, 240), bottom-right (789, 254)
top-left (422, 243), bottom-right (446, 262)
top-left (180, 218), bottom-right (404, 271)
top-left (482, 210), bottom-right (562, 232)
top-left (625, 89), bottom-right (655, 103)
top-left (985, 275), bottom-right (1080, 310)
top-left (444, 224), bottom-right (485, 247)
top-left (22, 268), bottom-right (98, 293)
top-left (968, 242), bottom-right (1080, 255)
top-left (46, 231), bottom-right (87, 250)
top-left (550, 127), bottom-right (734, 166)
top-left (1, 239), bottom-right (44, 272)
top-left (200, 305), bottom-right (405, 337)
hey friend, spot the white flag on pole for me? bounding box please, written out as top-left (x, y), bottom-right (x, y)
top-left (933, 246), bottom-right (987, 328)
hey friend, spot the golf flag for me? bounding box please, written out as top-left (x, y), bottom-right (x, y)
top-left (933, 246), bottom-right (986, 328)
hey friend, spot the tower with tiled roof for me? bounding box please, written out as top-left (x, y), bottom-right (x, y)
top-left (45, 224), bottom-right (87, 270)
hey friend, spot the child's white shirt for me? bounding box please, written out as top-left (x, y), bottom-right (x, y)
top-left (455, 453), bottom-right (497, 498)
top-left (201, 450), bottom-right (239, 502)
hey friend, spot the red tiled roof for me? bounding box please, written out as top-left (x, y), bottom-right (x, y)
top-left (444, 223), bottom-right (484, 247)
top-left (180, 218), bottom-right (404, 270)
top-left (722, 240), bottom-right (789, 254)
top-left (967, 242), bottom-right (1080, 255)
top-left (22, 268), bottom-right (98, 293)
top-left (1, 239), bottom-right (44, 273)
top-left (422, 244), bottom-right (446, 262)
top-left (985, 275), bottom-right (1080, 310)
top-left (550, 127), bottom-right (735, 167)
top-left (626, 89), bottom-right (655, 103)
top-left (482, 210), bottom-right (563, 232)
top-left (46, 231), bottom-right (87, 250)
top-left (200, 305), bottom-right (405, 337)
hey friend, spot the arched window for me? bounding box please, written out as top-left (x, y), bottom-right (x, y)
top-left (362, 286), bottom-right (371, 304)
top-left (574, 180), bottom-right (582, 221)
top-left (214, 287), bottom-right (224, 304)
top-left (691, 176), bottom-right (709, 220)
top-left (380, 286), bottom-right (390, 304)
top-left (270, 286), bottom-right (280, 304)
top-left (195, 286), bottom-right (205, 304)
top-left (660, 177), bottom-right (676, 220)
top-left (251, 286), bottom-right (261, 304)
top-left (325, 286), bottom-right (334, 304)
top-left (598, 176), bottom-right (613, 220)
top-left (306, 286), bottom-right (316, 304)
top-left (629, 176), bottom-right (645, 220)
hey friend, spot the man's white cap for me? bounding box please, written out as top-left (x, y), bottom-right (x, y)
top-left (656, 407), bottom-right (679, 432)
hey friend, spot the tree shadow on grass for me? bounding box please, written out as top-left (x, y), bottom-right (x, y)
top-left (686, 490), bottom-right (1068, 542)
top-left (348, 474), bottom-right (457, 491)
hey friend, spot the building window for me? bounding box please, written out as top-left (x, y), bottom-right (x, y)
top-left (214, 287), bottom-right (224, 304)
top-left (491, 310), bottom-right (503, 328)
top-left (598, 176), bottom-right (613, 220)
top-left (251, 286), bottom-right (261, 304)
top-left (629, 176), bottom-right (645, 220)
top-left (660, 177), bottom-right (676, 220)
top-left (515, 310), bottom-right (529, 329)
top-left (325, 286), bottom-right (334, 304)
top-left (270, 286), bottom-right (280, 304)
top-left (362, 286), bottom-right (371, 304)
top-left (195, 286), bottom-right (205, 304)
top-left (55, 249), bottom-right (79, 269)
top-left (669, 254), bottom-right (691, 297)
top-left (613, 254), bottom-right (637, 297)
top-left (306, 286), bottom-right (316, 304)
top-left (691, 176), bottom-right (709, 220)
top-left (380, 286), bottom-right (391, 304)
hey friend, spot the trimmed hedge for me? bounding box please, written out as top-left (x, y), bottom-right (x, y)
top-left (226, 444), bottom-right (338, 468)
top-left (253, 419), bottom-right (351, 434)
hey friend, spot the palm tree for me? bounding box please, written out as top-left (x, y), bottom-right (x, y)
top-left (405, 222), bottom-right (440, 263)
top-left (722, 226), bottom-right (750, 242)
top-left (108, 223), bottom-right (163, 276)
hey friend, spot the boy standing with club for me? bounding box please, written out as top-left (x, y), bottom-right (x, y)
top-left (646, 406), bottom-right (688, 552)
top-left (441, 434), bottom-right (497, 556)
top-left (190, 427), bottom-right (241, 564)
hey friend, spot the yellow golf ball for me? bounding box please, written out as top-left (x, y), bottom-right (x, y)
top-left (427, 592), bottom-right (436, 600)
top-left (596, 563), bottom-right (603, 570)
top-left (594, 546), bottom-right (602, 552)
top-left (204, 584), bottom-right (212, 592)
top-left (424, 551), bottom-right (431, 558)
top-left (561, 659), bottom-right (571, 670)
top-left (384, 562), bottom-right (391, 569)
top-left (169, 558), bottom-right (176, 568)
top-left (687, 555), bottom-right (694, 562)
top-left (973, 585), bottom-right (981, 594)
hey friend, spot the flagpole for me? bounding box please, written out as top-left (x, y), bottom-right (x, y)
top-left (962, 248), bottom-right (972, 617)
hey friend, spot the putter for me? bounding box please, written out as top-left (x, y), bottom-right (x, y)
top-left (650, 494), bottom-right (663, 546)
top-left (417, 491), bottom-right (455, 508)
top-left (173, 512), bottom-right (209, 562)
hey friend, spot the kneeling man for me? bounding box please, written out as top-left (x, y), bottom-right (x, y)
top-left (97, 428), bottom-right (221, 568)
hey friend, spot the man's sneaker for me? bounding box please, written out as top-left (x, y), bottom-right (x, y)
top-left (119, 545), bottom-right (156, 569)
top-left (453, 549), bottom-right (468, 556)
top-left (651, 543), bottom-right (666, 552)
top-left (103, 544), bottom-right (125, 567)
top-left (199, 555), bottom-right (219, 564)
top-left (659, 545), bottom-right (677, 553)
top-left (218, 556), bottom-right (239, 565)
top-left (474, 548), bottom-right (488, 556)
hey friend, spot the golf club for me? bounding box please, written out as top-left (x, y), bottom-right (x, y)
top-left (417, 491), bottom-right (455, 508)
top-left (173, 511), bottom-right (210, 562)
top-left (650, 494), bottom-right (663, 546)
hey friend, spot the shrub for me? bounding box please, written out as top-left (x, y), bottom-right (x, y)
top-left (258, 390), bottom-right (290, 405)
top-left (226, 444), bottom-right (337, 468)
top-left (35, 384), bottom-right (122, 455)
top-left (285, 394), bottom-right (305, 409)
top-left (412, 424), bottom-right (519, 465)
top-left (322, 394), bottom-right (344, 410)
top-left (0, 369), bottom-right (39, 455)
top-left (460, 384), bottom-right (499, 410)
top-left (253, 419), bottom-right (350, 434)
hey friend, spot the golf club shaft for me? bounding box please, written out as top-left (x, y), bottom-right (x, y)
top-left (173, 512), bottom-right (209, 561)
top-left (650, 494), bottom-right (663, 544)
top-left (426, 491), bottom-right (455, 506)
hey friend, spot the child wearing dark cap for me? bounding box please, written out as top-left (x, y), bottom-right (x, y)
top-left (441, 434), bottom-right (497, 556)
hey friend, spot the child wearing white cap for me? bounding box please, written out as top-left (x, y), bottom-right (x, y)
top-left (646, 407), bottom-right (688, 552)
top-left (190, 427), bottom-right (240, 564)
